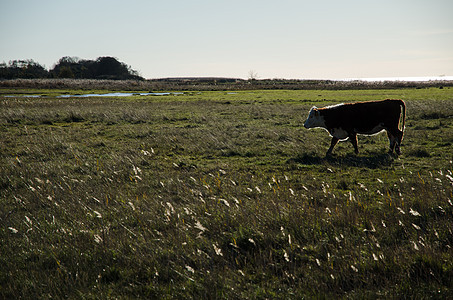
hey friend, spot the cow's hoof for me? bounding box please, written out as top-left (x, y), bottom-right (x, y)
top-left (387, 150), bottom-right (399, 158)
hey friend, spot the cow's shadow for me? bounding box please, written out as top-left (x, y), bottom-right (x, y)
top-left (289, 151), bottom-right (395, 169)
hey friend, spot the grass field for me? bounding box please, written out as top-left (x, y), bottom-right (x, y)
top-left (1, 88), bottom-right (453, 298)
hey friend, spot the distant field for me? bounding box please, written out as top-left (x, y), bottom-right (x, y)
top-left (1, 77), bottom-right (453, 91)
top-left (1, 88), bottom-right (453, 298)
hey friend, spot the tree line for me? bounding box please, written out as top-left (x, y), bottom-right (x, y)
top-left (0, 56), bottom-right (143, 80)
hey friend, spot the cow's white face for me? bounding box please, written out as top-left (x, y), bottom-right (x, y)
top-left (304, 107), bottom-right (325, 129)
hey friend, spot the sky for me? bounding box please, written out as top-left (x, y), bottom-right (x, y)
top-left (1, 0), bottom-right (452, 79)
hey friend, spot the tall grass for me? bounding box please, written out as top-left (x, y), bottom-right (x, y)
top-left (1, 78), bottom-right (452, 91)
top-left (1, 89), bottom-right (453, 298)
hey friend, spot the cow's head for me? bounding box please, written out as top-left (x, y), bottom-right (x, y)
top-left (304, 106), bottom-right (324, 129)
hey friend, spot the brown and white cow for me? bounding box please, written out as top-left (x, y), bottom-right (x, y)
top-left (303, 99), bottom-right (406, 156)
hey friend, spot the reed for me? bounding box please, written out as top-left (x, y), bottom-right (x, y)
top-left (1, 77), bottom-right (452, 91)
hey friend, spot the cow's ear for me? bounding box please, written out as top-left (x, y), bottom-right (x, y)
top-left (313, 107), bottom-right (319, 116)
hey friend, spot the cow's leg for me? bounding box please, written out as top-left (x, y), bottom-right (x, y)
top-left (387, 131), bottom-right (396, 154)
top-left (388, 129), bottom-right (403, 155)
top-left (327, 137), bottom-right (339, 156)
top-left (349, 133), bottom-right (359, 154)
top-left (394, 129), bottom-right (404, 155)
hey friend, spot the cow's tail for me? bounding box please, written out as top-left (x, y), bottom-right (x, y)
top-left (399, 99), bottom-right (406, 132)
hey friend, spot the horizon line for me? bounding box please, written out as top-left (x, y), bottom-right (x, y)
top-left (146, 75), bottom-right (453, 82)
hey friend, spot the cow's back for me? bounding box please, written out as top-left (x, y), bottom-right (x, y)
top-left (320, 100), bottom-right (403, 133)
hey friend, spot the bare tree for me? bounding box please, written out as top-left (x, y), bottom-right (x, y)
top-left (248, 70), bottom-right (258, 81)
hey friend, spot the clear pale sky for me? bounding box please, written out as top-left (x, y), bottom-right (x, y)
top-left (1, 0), bottom-right (452, 79)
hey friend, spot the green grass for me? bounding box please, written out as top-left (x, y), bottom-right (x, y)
top-left (1, 88), bottom-right (453, 298)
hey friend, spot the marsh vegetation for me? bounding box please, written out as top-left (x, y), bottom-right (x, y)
top-left (1, 88), bottom-right (452, 298)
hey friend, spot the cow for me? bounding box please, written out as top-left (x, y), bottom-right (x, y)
top-left (303, 99), bottom-right (406, 156)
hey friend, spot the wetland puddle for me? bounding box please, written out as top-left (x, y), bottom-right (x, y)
top-left (3, 92), bottom-right (184, 98)
top-left (57, 92), bottom-right (185, 97)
